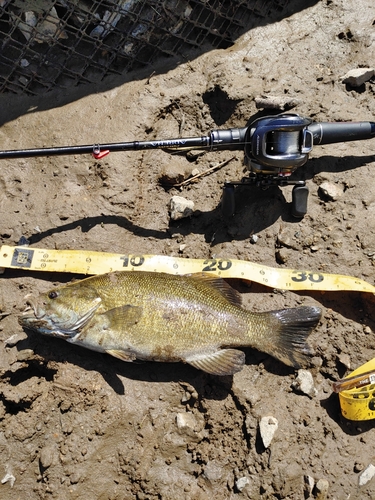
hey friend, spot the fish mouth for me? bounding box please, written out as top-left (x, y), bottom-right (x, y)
top-left (19, 297), bottom-right (102, 339)
top-left (24, 297), bottom-right (46, 320)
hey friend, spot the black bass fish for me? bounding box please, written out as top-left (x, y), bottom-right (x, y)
top-left (19, 271), bottom-right (321, 376)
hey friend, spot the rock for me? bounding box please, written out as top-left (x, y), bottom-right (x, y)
top-left (338, 353), bottom-right (351, 369)
top-left (4, 332), bottom-right (26, 347)
top-left (318, 182), bottom-right (343, 201)
top-left (358, 463), bottom-right (375, 487)
top-left (16, 349), bottom-right (34, 361)
top-left (342, 68), bottom-right (374, 87)
top-left (39, 445), bottom-right (55, 470)
top-left (314, 478), bottom-right (329, 500)
top-left (292, 370), bottom-right (317, 398)
top-left (254, 95), bottom-right (301, 110)
top-left (203, 460), bottom-right (224, 482)
top-left (276, 248), bottom-right (290, 264)
top-left (1, 471), bottom-right (15, 488)
top-left (176, 412), bottom-right (204, 440)
top-left (259, 416), bottom-right (278, 448)
top-left (169, 196), bottom-right (194, 220)
top-left (176, 412), bottom-right (197, 431)
top-left (277, 227), bottom-right (300, 250)
top-left (304, 475), bottom-right (315, 497)
top-left (250, 234), bottom-right (258, 244)
top-left (354, 461), bottom-right (364, 473)
top-left (235, 476), bottom-right (250, 492)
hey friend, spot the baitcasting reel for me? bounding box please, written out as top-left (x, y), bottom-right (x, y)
top-left (0, 112), bottom-right (374, 218)
top-left (220, 113), bottom-right (375, 218)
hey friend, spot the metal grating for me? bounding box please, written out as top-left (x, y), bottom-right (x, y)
top-left (0, 0), bottom-right (290, 95)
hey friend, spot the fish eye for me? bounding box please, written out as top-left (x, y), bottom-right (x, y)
top-left (48, 291), bottom-right (59, 300)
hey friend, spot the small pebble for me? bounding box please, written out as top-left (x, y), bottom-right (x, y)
top-left (235, 476), bottom-right (250, 491)
top-left (16, 349), bottom-right (34, 361)
top-left (169, 195), bottom-right (194, 220)
top-left (1, 472), bottom-right (15, 487)
top-left (276, 248), bottom-right (289, 264)
top-left (315, 478), bottom-right (329, 500)
top-left (39, 446), bottom-right (55, 470)
top-left (250, 234), bottom-right (258, 244)
top-left (254, 95), bottom-right (301, 110)
top-left (292, 369), bottom-right (317, 398)
top-left (342, 68), bottom-right (374, 87)
top-left (176, 412), bottom-right (197, 431)
top-left (354, 461), bottom-right (364, 473)
top-left (358, 464), bottom-right (375, 487)
top-left (338, 353), bottom-right (351, 369)
top-left (203, 461), bottom-right (223, 482)
top-left (304, 475), bottom-right (315, 497)
top-left (4, 333), bottom-right (25, 347)
top-left (318, 182), bottom-right (343, 201)
top-left (259, 416), bottom-right (278, 448)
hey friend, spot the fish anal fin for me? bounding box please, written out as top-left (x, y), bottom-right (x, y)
top-left (186, 349), bottom-right (245, 376)
top-left (106, 349), bottom-right (136, 362)
top-left (187, 273), bottom-right (242, 307)
top-left (101, 304), bottom-right (143, 329)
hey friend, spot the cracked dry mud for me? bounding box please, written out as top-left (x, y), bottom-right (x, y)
top-left (1, 0), bottom-right (375, 498)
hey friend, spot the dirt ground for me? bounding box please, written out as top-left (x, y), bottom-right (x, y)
top-left (1, 0), bottom-right (375, 498)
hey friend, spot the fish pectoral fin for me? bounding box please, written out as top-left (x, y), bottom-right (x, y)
top-left (101, 305), bottom-right (143, 328)
top-left (106, 349), bottom-right (136, 362)
top-left (186, 349), bottom-right (245, 376)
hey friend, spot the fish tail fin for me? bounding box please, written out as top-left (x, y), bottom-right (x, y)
top-left (254, 306), bottom-right (321, 368)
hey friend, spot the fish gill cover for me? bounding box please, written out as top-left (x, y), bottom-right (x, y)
top-left (0, 0), bottom-right (290, 95)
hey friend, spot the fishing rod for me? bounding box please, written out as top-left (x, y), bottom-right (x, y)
top-left (1, 113), bottom-right (374, 217)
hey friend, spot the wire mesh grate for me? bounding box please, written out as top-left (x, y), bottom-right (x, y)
top-left (0, 0), bottom-right (290, 95)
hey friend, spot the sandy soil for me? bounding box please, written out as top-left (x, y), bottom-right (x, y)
top-left (1, 0), bottom-right (375, 498)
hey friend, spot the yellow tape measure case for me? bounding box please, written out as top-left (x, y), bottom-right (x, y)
top-left (339, 358), bottom-right (375, 421)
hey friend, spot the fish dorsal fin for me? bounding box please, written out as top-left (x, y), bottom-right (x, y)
top-left (100, 305), bottom-right (143, 329)
top-left (106, 349), bottom-right (136, 362)
top-left (186, 349), bottom-right (245, 376)
top-left (188, 272), bottom-right (242, 307)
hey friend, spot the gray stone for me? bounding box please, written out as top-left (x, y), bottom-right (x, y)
top-left (203, 460), bottom-right (223, 482)
top-left (255, 95), bottom-right (301, 110)
top-left (235, 476), bottom-right (250, 491)
top-left (169, 195), bottom-right (194, 220)
top-left (358, 463), bottom-right (375, 487)
top-left (304, 475), bottom-right (315, 497)
top-left (318, 182), bottom-right (343, 201)
top-left (342, 68), bottom-right (374, 87)
top-left (39, 445), bottom-right (55, 470)
top-left (259, 416), bottom-right (278, 448)
top-left (315, 478), bottom-right (329, 500)
top-left (292, 369), bottom-right (317, 398)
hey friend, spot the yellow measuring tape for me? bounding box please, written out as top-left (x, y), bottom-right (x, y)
top-left (2, 243), bottom-right (375, 420)
top-left (1, 244), bottom-right (375, 293)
